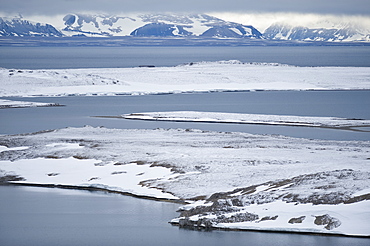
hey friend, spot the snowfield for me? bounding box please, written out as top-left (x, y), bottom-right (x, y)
top-left (1, 61), bottom-right (370, 97)
top-left (0, 126), bottom-right (369, 236)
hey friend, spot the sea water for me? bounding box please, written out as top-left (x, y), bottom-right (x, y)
top-left (1, 90), bottom-right (370, 140)
top-left (1, 46), bottom-right (370, 69)
top-left (1, 186), bottom-right (369, 246)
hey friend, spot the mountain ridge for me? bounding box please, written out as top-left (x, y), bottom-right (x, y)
top-left (59, 13), bottom-right (263, 38)
top-left (264, 22), bottom-right (370, 42)
top-left (0, 16), bottom-right (63, 37)
top-left (0, 13), bottom-right (369, 42)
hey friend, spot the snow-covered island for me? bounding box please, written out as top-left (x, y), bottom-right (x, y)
top-left (1, 61), bottom-right (370, 97)
top-left (0, 126), bottom-right (369, 237)
top-left (0, 99), bottom-right (61, 108)
top-left (122, 111), bottom-right (370, 130)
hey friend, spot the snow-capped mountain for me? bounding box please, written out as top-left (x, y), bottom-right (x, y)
top-left (264, 22), bottom-right (370, 42)
top-left (61, 13), bottom-right (263, 38)
top-left (1, 13), bottom-right (369, 42)
top-left (0, 16), bottom-right (63, 37)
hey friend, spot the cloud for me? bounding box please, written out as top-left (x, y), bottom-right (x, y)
top-left (1, 0), bottom-right (370, 16)
top-left (211, 12), bottom-right (370, 32)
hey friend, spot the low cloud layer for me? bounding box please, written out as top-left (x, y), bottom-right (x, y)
top-left (1, 0), bottom-right (370, 16)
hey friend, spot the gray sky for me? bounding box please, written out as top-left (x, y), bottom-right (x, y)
top-left (1, 0), bottom-right (370, 16)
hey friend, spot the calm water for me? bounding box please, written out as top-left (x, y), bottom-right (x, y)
top-left (1, 186), bottom-right (369, 246)
top-left (1, 46), bottom-right (370, 69)
top-left (1, 91), bottom-right (370, 140)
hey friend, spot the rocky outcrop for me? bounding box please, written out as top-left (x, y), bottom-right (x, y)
top-left (288, 216), bottom-right (306, 224)
top-left (314, 214), bottom-right (342, 230)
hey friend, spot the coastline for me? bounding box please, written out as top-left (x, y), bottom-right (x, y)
top-left (0, 126), bottom-right (369, 237)
top-left (1, 182), bottom-right (369, 238)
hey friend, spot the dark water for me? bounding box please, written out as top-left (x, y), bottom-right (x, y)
top-left (1, 186), bottom-right (369, 246)
top-left (1, 90), bottom-right (370, 140)
top-left (1, 46), bottom-right (370, 69)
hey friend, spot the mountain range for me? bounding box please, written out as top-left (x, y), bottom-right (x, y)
top-left (0, 13), bottom-right (369, 42)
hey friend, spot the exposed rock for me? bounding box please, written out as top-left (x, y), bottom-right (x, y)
top-left (178, 217), bottom-right (215, 230)
top-left (179, 199), bottom-right (239, 217)
top-left (0, 174), bottom-right (25, 182)
top-left (314, 214), bottom-right (341, 230)
top-left (177, 211), bottom-right (259, 230)
top-left (259, 215), bottom-right (279, 222)
top-left (216, 212), bottom-right (259, 223)
top-left (288, 216), bottom-right (306, 224)
top-left (204, 169), bottom-right (370, 207)
top-left (47, 173), bottom-right (59, 177)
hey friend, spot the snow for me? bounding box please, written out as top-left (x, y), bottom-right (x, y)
top-left (0, 126), bottom-right (368, 198)
top-left (0, 126), bottom-right (369, 236)
top-left (1, 61), bottom-right (369, 97)
top-left (1, 60), bottom-right (370, 236)
top-left (0, 146), bottom-right (29, 152)
top-left (0, 99), bottom-right (60, 108)
top-left (230, 28), bottom-right (243, 36)
top-left (212, 201), bottom-right (370, 236)
top-left (123, 111), bottom-right (370, 129)
top-left (171, 200), bottom-right (370, 236)
top-left (0, 157), bottom-right (178, 199)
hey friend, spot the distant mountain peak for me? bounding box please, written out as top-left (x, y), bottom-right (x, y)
top-left (0, 13), bottom-right (369, 42)
top-left (264, 21), bottom-right (370, 42)
top-left (53, 13), bottom-right (263, 38)
top-left (0, 16), bottom-right (63, 37)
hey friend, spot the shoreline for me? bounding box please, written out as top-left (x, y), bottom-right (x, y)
top-left (0, 181), bottom-right (186, 204)
top-left (170, 219), bottom-right (370, 238)
top-left (97, 115), bottom-right (370, 132)
top-left (1, 181), bottom-right (369, 239)
top-left (1, 88), bottom-right (370, 99)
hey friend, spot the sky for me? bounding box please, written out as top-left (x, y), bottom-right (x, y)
top-left (1, 0), bottom-right (369, 16)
